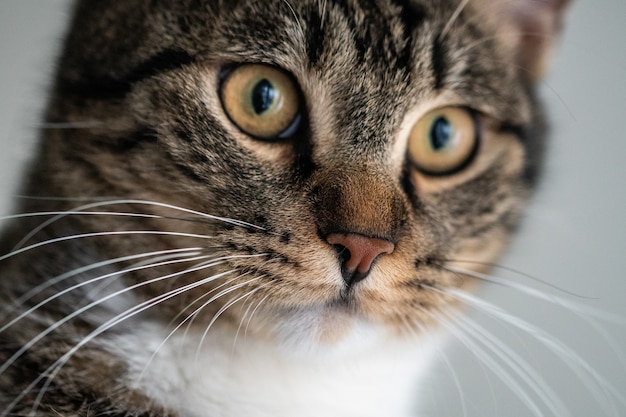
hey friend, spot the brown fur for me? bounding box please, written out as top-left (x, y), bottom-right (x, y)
top-left (0, 0), bottom-right (568, 415)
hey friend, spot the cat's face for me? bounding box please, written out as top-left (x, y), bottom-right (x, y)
top-left (36, 0), bottom-right (555, 349)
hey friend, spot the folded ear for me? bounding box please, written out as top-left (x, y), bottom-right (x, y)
top-left (486, 0), bottom-right (571, 82)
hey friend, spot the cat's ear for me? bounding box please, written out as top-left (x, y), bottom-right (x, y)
top-left (487, 0), bottom-right (571, 82)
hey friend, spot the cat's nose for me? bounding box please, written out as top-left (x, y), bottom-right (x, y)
top-left (326, 233), bottom-right (395, 286)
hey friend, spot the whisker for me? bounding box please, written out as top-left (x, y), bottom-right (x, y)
top-left (426, 309), bottom-right (549, 417)
top-left (135, 272), bottom-right (262, 383)
top-left (244, 292), bottom-right (272, 339)
top-left (0, 230), bottom-right (215, 265)
top-left (441, 264), bottom-right (626, 370)
top-left (3, 248), bottom-right (203, 316)
top-left (456, 312), bottom-right (570, 416)
top-left (400, 316), bottom-right (470, 417)
top-left (194, 277), bottom-right (265, 361)
top-left (137, 261), bottom-right (269, 380)
top-left (9, 199), bottom-right (264, 250)
top-left (318, 0), bottom-right (328, 30)
top-left (442, 259), bottom-right (596, 299)
top-left (17, 269), bottom-right (239, 417)
top-left (430, 285), bottom-right (625, 416)
top-left (150, 278), bottom-right (264, 372)
top-left (1, 210), bottom-right (161, 222)
top-left (0, 251), bottom-right (209, 335)
top-left (232, 283), bottom-right (271, 352)
top-left (281, 0), bottom-right (304, 40)
top-left (0, 257), bottom-right (230, 378)
top-left (166, 255), bottom-right (270, 341)
top-left (439, 0), bottom-right (471, 40)
top-left (177, 254), bottom-right (279, 347)
top-left (84, 251), bottom-right (212, 301)
top-left (37, 121), bottom-right (104, 130)
top-left (442, 265), bottom-right (625, 325)
top-left (170, 271), bottom-right (255, 331)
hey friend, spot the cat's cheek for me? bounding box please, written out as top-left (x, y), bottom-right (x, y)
top-left (450, 226), bottom-right (520, 271)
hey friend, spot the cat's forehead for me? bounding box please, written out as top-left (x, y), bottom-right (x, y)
top-left (203, 0), bottom-right (526, 122)
top-left (210, 0), bottom-right (444, 74)
top-left (67, 0), bottom-right (528, 124)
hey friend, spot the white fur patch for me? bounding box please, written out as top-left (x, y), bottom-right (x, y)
top-left (107, 318), bottom-right (443, 417)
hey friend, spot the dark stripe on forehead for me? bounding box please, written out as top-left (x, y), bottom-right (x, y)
top-left (305, 5), bottom-right (326, 66)
top-left (327, 0), bottom-right (366, 61)
top-left (320, 0), bottom-right (426, 71)
top-left (390, 0), bottom-right (427, 69)
top-left (58, 48), bottom-right (195, 100)
top-left (351, 0), bottom-right (404, 67)
top-left (431, 36), bottom-right (447, 90)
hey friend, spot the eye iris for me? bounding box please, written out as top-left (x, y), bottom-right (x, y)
top-left (408, 107), bottom-right (478, 175)
top-left (430, 116), bottom-right (453, 151)
top-left (220, 64), bottom-right (301, 140)
top-left (251, 79), bottom-right (276, 115)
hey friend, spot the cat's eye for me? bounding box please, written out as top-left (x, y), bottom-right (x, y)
top-left (219, 64), bottom-right (301, 140)
top-left (408, 107), bottom-right (479, 175)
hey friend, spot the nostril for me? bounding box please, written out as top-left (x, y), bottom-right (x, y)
top-left (332, 244), bottom-right (352, 265)
top-left (326, 233), bottom-right (395, 285)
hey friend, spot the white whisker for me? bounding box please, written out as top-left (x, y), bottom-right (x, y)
top-left (10, 199), bottom-right (264, 250)
top-left (443, 265), bottom-right (625, 325)
top-left (401, 316), bottom-right (470, 417)
top-left (443, 264), bottom-right (626, 371)
top-left (442, 260), bottom-right (594, 299)
top-left (427, 309), bottom-right (548, 417)
top-left (431, 285), bottom-right (625, 416)
top-left (457, 312), bottom-right (570, 416)
top-left (147, 278), bottom-right (264, 373)
top-left (232, 283), bottom-right (271, 352)
top-left (0, 251), bottom-right (209, 335)
top-left (281, 0), bottom-right (305, 40)
top-left (137, 260), bottom-right (269, 380)
top-left (171, 270), bottom-right (255, 331)
top-left (17, 268), bottom-right (239, 417)
top-left (193, 277), bottom-right (265, 361)
top-left (37, 121), bottom-right (104, 129)
top-left (3, 248), bottom-right (203, 316)
top-left (244, 292), bottom-right (272, 339)
top-left (1, 210), bottom-right (161, 222)
top-left (0, 230), bottom-right (215, 265)
top-left (166, 255), bottom-right (270, 340)
top-left (440, 0), bottom-right (471, 40)
top-left (0, 257), bottom-right (230, 378)
top-left (319, 0), bottom-right (328, 30)
top-left (135, 272), bottom-right (263, 383)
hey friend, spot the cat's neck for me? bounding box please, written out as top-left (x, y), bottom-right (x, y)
top-left (105, 320), bottom-right (443, 417)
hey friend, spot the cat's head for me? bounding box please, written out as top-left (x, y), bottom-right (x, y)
top-left (34, 0), bottom-right (568, 350)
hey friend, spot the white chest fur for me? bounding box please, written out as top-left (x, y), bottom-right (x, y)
top-left (108, 321), bottom-right (443, 417)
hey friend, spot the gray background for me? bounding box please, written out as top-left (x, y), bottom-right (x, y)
top-left (0, 1), bottom-right (624, 416)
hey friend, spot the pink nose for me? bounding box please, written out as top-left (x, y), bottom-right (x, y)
top-left (326, 233), bottom-right (395, 285)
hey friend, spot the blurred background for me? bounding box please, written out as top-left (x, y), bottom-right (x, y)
top-left (0, 1), bottom-right (624, 416)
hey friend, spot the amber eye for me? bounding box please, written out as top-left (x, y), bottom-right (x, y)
top-left (408, 107), bottom-right (479, 175)
top-left (219, 64), bottom-right (301, 140)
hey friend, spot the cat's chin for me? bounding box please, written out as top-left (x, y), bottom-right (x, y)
top-left (257, 303), bottom-right (397, 359)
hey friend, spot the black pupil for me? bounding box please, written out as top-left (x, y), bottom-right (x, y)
top-left (430, 117), bottom-right (452, 150)
top-left (251, 79), bottom-right (276, 115)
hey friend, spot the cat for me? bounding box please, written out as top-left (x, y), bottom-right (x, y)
top-left (0, 0), bottom-right (599, 416)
